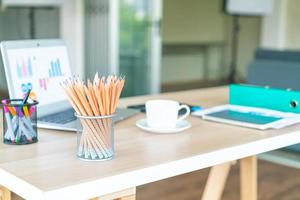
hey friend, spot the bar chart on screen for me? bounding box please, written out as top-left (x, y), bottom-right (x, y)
top-left (8, 46), bottom-right (72, 106)
top-left (39, 78), bottom-right (49, 90)
top-left (49, 58), bottom-right (63, 77)
top-left (38, 58), bottom-right (62, 91)
top-left (16, 57), bottom-right (33, 79)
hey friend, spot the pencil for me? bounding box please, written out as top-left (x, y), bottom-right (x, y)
top-left (61, 75), bottom-right (125, 160)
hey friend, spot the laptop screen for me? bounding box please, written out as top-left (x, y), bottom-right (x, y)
top-left (6, 46), bottom-right (72, 106)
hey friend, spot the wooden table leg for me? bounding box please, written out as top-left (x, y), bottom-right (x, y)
top-left (201, 161), bottom-right (234, 200)
top-left (240, 156), bottom-right (257, 200)
top-left (91, 187), bottom-right (136, 200)
top-left (0, 186), bottom-right (11, 200)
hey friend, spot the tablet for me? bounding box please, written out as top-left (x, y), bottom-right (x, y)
top-left (193, 104), bottom-right (300, 130)
top-left (206, 110), bottom-right (282, 125)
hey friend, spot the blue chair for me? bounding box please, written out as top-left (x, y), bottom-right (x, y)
top-left (247, 49), bottom-right (300, 152)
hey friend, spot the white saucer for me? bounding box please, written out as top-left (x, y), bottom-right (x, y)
top-left (136, 118), bottom-right (191, 134)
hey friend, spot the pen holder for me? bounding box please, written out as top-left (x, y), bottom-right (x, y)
top-left (1, 99), bottom-right (38, 145)
top-left (75, 114), bottom-right (115, 161)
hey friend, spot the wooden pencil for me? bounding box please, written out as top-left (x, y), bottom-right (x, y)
top-left (61, 75), bottom-right (125, 160)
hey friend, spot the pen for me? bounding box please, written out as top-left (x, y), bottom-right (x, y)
top-left (16, 107), bottom-right (34, 142)
top-left (23, 106), bottom-right (30, 117)
top-left (29, 106), bottom-right (35, 117)
top-left (191, 106), bottom-right (202, 112)
top-left (2, 104), bottom-right (15, 142)
top-left (22, 91), bottom-right (37, 138)
top-left (4, 116), bottom-right (18, 141)
top-left (22, 89), bottom-right (31, 104)
top-left (15, 118), bottom-right (22, 144)
top-left (19, 120), bottom-right (32, 143)
top-left (2, 99), bottom-right (17, 116)
top-left (23, 106), bottom-right (37, 137)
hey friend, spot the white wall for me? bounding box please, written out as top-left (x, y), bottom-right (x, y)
top-left (261, 0), bottom-right (300, 50)
top-left (161, 0), bottom-right (226, 85)
top-left (285, 0), bottom-right (300, 49)
top-left (162, 0), bottom-right (261, 84)
top-left (60, 0), bottom-right (84, 77)
top-left (260, 0), bottom-right (288, 49)
top-left (162, 0), bottom-right (226, 44)
top-left (162, 51), bottom-right (204, 84)
top-left (235, 17), bottom-right (261, 77)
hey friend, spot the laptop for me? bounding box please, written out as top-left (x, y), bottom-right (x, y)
top-left (0, 39), bottom-right (139, 131)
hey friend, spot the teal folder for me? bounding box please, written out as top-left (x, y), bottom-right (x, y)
top-left (229, 84), bottom-right (300, 113)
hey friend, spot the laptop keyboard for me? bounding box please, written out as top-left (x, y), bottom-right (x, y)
top-left (38, 108), bottom-right (76, 124)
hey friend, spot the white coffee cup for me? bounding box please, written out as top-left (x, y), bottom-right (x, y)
top-left (145, 100), bottom-right (190, 129)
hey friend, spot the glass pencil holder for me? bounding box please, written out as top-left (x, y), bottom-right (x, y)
top-left (75, 114), bottom-right (115, 161)
top-left (1, 99), bottom-right (38, 145)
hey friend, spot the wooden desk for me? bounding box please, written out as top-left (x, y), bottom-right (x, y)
top-left (0, 87), bottom-right (299, 200)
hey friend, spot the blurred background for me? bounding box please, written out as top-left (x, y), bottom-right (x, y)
top-left (1, 1), bottom-right (300, 199)
top-left (0, 0), bottom-right (298, 98)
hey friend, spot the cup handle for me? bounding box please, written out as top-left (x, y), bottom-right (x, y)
top-left (177, 104), bottom-right (190, 122)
